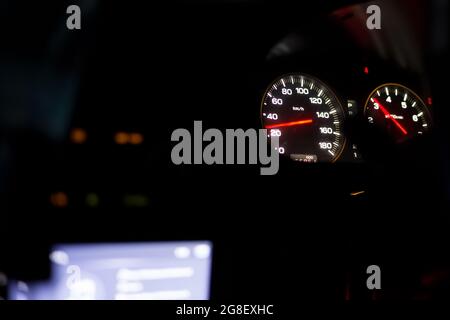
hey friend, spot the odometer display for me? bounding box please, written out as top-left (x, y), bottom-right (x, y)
top-left (261, 74), bottom-right (346, 163)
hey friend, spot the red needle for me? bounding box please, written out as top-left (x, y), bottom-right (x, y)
top-left (265, 119), bottom-right (313, 129)
top-left (373, 98), bottom-right (408, 135)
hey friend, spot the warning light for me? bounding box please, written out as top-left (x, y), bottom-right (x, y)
top-left (50, 192), bottom-right (68, 208)
top-left (115, 132), bottom-right (129, 145)
top-left (364, 67), bottom-right (369, 75)
top-left (129, 133), bottom-right (144, 145)
top-left (123, 194), bottom-right (149, 208)
top-left (70, 128), bottom-right (87, 144)
top-left (115, 132), bottom-right (144, 145)
top-left (86, 193), bottom-right (100, 207)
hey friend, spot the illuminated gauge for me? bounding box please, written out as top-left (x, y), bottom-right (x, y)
top-left (364, 83), bottom-right (432, 143)
top-left (261, 74), bottom-right (346, 163)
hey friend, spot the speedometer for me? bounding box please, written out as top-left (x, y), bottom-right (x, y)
top-left (261, 74), bottom-right (346, 163)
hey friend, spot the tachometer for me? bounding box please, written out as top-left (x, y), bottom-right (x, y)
top-left (364, 83), bottom-right (432, 143)
top-left (261, 74), bottom-right (346, 163)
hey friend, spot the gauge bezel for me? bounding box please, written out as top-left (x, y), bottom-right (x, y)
top-left (260, 73), bottom-right (347, 163)
top-left (363, 82), bottom-right (433, 140)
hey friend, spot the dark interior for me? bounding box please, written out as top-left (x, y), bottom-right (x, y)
top-left (0, 0), bottom-right (449, 301)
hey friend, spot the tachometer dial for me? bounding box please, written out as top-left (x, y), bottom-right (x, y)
top-left (261, 74), bottom-right (346, 163)
top-left (364, 83), bottom-right (432, 143)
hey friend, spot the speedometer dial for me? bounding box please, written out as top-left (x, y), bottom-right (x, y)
top-left (364, 83), bottom-right (432, 143)
top-left (261, 74), bottom-right (346, 163)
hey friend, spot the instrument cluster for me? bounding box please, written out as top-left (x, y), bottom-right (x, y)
top-left (260, 71), bottom-right (433, 164)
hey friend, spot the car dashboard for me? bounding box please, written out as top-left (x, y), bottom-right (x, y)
top-left (0, 0), bottom-right (449, 302)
